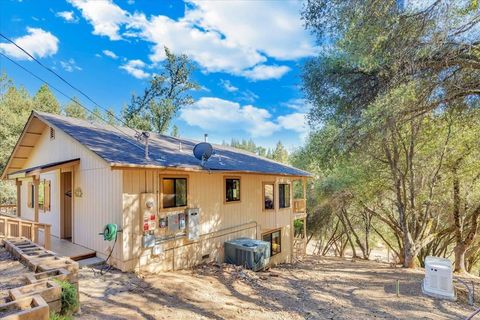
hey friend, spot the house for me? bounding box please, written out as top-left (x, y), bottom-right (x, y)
top-left (1, 111), bottom-right (309, 272)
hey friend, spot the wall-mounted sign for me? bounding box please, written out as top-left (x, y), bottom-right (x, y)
top-left (74, 187), bottom-right (83, 197)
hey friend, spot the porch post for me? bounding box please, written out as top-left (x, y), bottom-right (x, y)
top-left (33, 177), bottom-right (40, 222)
top-left (15, 179), bottom-right (22, 218)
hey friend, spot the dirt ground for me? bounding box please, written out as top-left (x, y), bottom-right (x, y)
top-left (76, 256), bottom-right (479, 320)
top-left (1, 246), bottom-right (478, 319)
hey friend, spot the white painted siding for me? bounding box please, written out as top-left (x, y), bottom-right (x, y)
top-left (18, 124), bottom-right (123, 259)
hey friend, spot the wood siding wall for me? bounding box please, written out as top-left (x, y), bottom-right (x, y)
top-left (18, 125), bottom-right (123, 261)
top-left (121, 169), bottom-right (296, 272)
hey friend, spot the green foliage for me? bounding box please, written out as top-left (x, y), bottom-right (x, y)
top-left (63, 97), bottom-right (87, 119)
top-left (53, 280), bottom-right (78, 316)
top-left (222, 138), bottom-right (289, 163)
top-left (49, 312), bottom-right (72, 320)
top-left (170, 124), bottom-right (180, 137)
top-left (123, 47), bottom-right (199, 133)
top-left (33, 84), bottom-right (60, 114)
top-left (0, 74), bottom-right (61, 204)
top-left (301, 1), bottom-right (480, 268)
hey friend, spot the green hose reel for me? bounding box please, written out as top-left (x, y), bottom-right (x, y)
top-left (100, 223), bottom-right (120, 241)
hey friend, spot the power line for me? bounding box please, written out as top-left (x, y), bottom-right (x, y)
top-left (0, 32), bottom-right (139, 135)
top-left (0, 51), bottom-right (147, 154)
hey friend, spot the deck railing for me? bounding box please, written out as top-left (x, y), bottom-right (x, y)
top-left (293, 199), bottom-right (306, 213)
top-left (0, 204), bottom-right (17, 216)
top-left (0, 214), bottom-right (51, 249)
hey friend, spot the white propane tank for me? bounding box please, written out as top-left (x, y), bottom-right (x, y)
top-left (422, 256), bottom-right (455, 300)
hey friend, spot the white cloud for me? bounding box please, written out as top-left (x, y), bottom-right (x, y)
top-left (184, 0), bottom-right (316, 60)
top-left (102, 49), bottom-right (118, 59)
top-left (60, 58), bottom-right (82, 72)
top-left (0, 27), bottom-right (59, 60)
top-left (281, 98), bottom-right (312, 112)
top-left (239, 90), bottom-right (259, 103)
top-left (119, 59), bottom-right (150, 79)
top-left (181, 97), bottom-right (279, 137)
top-left (56, 11), bottom-right (78, 23)
top-left (220, 79), bottom-right (238, 92)
top-left (277, 113), bottom-right (308, 133)
top-left (128, 13), bottom-right (265, 74)
top-left (69, 0), bottom-right (316, 80)
top-left (241, 64), bottom-right (291, 81)
top-left (69, 0), bottom-right (128, 40)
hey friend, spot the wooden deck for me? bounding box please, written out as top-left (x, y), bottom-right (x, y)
top-left (50, 237), bottom-right (96, 261)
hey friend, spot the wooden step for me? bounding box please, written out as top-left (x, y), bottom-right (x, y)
top-left (70, 251), bottom-right (96, 261)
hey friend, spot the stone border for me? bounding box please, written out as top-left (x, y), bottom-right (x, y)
top-left (1, 238), bottom-right (80, 318)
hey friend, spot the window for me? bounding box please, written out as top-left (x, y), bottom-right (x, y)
top-left (27, 182), bottom-right (34, 208)
top-left (162, 178), bottom-right (187, 208)
top-left (263, 183), bottom-right (274, 210)
top-left (225, 178), bottom-right (240, 202)
top-left (38, 181), bottom-right (45, 209)
top-left (279, 184), bottom-right (291, 208)
top-left (263, 230), bottom-right (281, 256)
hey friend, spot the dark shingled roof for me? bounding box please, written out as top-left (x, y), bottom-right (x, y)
top-left (35, 112), bottom-right (310, 177)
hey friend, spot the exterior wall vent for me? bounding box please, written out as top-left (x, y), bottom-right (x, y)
top-left (50, 127), bottom-right (55, 140)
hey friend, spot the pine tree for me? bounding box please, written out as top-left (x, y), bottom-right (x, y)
top-left (64, 97), bottom-right (87, 119)
top-left (33, 84), bottom-right (60, 114)
top-left (171, 125), bottom-right (180, 137)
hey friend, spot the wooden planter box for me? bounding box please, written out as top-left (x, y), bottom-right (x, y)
top-left (9, 281), bottom-right (61, 314)
top-left (25, 268), bottom-right (77, 285)
top-left (0, 295), bottom-right (49, 320)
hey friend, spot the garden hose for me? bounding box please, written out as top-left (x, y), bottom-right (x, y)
top-left (102, 223), bottom-right (118, 241)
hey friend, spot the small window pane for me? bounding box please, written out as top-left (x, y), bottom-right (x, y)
top-left (264, 183), bottom-right (274, 210)
top-left (272, 231), bottom-right (281, 255)
top-left (163, 179), bottom-right (175, 208)
top-left (38, 181), bottom-right (45, 209)
top-left (175, 179), bottom-right (187, 207)
top-left (226, 178), bottom-right (240, 202)
top-left (279, 184), bottom-right (290, 208)
top-left (163, 178), bottom-right (187, 208)
top-left (263, 230), bottom-right (281, 256)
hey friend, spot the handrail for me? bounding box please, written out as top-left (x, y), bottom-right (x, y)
top-left (0, 204), bottom-right (17, 216)
top-left (0, 214), bottom-right (51, 249)
top-left (293, 199), bottom-right (306, 213)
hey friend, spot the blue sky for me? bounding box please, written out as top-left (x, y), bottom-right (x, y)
top-left (0, 0), bottom-right (316, 150)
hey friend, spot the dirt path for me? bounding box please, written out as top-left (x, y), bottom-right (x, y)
top-left (77, 256), bottom-right (477, 320)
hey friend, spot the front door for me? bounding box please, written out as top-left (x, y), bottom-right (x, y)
top-left (61, 171), bottom-right (72, 240)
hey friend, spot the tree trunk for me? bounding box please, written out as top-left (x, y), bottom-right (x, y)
top-left (454, 243), bottom-right (467, 273)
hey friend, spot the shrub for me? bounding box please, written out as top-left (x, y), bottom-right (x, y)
top-left (53, 280), bottom-right (78, 316)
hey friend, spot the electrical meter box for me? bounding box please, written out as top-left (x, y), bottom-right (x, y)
top-left (141, 193), bottom-right (156, 233)
top-left (167, 214), bottom-right (179, 232)
top-left (186, 208), bottom-right (200, 240)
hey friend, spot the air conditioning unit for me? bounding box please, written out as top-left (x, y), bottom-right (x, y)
top-left (224, 238), bottom-right (270, 272)
top-left (422, 256), bottom-right (455, 300)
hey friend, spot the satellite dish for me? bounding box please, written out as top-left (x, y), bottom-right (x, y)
top-left (193, 142), bottom-right (213, 166)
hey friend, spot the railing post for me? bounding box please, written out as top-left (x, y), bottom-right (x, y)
top-left (44, 224), bottom-right (51, 250)
top-left (31, 223), bottom-right (36, 243)
top-left (2, 217), bottom-right (6, 238)
top-left (16, 179), bottom-right (22, 218)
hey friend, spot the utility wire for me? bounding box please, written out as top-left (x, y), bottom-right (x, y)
top-left (0, 51), bottom-right (148, 154)
top-left (0, 32), bottom-right (137, 133)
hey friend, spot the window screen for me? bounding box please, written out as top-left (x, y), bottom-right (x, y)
top-left (162, 178), bottom-right (187, 208)
top-left (225, 178), bottom-right (240, 202)
top-left (279, 184), bottom-right (290, 208)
